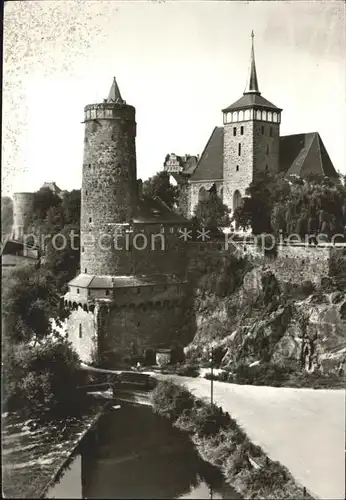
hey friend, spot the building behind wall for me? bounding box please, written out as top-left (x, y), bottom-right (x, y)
top-left (64, 78), bottom-right (195, 366)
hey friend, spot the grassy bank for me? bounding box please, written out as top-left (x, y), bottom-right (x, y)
top-left (2, 401), bottom-right (105, 499)
top-left (152, 379), bottom-right (314, 500)
top-left (161, 361), bottom-right (345, 389)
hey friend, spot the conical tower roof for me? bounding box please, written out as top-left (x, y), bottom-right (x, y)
top-left (107, 77), bottom-right (124, 103)
top-left (244, 31), bottom-right (260, 95)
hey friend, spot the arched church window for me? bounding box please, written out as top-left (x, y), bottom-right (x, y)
top-left (90, 109), bottom-right (96, 119)
top-left (273, 113), bottom-right (278, 122)
top-left (239, 110), bottom-right (244, 121)
top-left (233, 190), bottom-right (242, 212)
top-left (232, 111), bottom-right (238, 122)
top-left (268, 111), bottom-right (272, 121)
top-left (262, 110), bottom-right (267, 121)
top-left (256, 110), bottom-right (261, 120)
top-left (245, 109), bottom-right (250, 120)
top-left (227, 113), bottom-right (231, 123)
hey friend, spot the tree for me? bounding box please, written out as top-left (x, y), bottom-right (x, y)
top-left (143, 172), bottom-right (179, 209)
top-left (193, 190), bottom-right (230, 233)
top-left (2, 338), bottom-right (86, 418)
top-left (1, 196), bottom-right (13, 238)
top-left (2, 265), bottom-right (68, 345)
top-left (232, 172), bottom-right (290, 234)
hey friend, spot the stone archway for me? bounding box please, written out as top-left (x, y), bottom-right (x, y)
top-left (233, 190), bottom-right (242, 212)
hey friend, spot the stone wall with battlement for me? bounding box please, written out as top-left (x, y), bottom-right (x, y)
top-left (65, 281), bottom-right (195, 364)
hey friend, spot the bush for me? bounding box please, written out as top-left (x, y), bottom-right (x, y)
top-left (3, 338), bottom-right (87, 418)
top-left (152, 380), bottom-right (195, 422)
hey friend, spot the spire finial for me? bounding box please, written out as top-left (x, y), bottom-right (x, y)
top-left (107, 77), bottom-right (124, 103)
top-left (244, 31), bottom-right (260, 95)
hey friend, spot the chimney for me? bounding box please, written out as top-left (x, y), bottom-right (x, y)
top-left (137, 179), bottom-right (143, 199)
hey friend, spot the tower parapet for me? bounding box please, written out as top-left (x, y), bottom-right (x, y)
top-left (12, 192), bottom-right (35, 241)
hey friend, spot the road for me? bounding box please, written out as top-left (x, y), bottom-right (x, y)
top-left (150, 373), bottom-right (345, 500)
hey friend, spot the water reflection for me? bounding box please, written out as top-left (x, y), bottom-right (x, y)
top-left (46, 404), bottom-right (241, 499)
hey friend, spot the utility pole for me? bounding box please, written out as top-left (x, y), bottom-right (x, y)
top-left (209, 347), bottom-right (214, 405)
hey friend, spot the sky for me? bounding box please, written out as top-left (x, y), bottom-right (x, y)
top-left (2, 0), bottom-right (346, 197)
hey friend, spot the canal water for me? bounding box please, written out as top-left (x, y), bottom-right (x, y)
top-left (46, 404), bottom-right (241, 499)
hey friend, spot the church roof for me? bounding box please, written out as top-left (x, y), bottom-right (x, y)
top-left (222, 32), bottom-right (281, 112)
top-left (244, 30), bottom-right (260, 95)
top-left (187, 130), bottom-right (337, 183)
top-left (222, 93), bottom-right (281, 112)
top-left (190, 127), bottom-right (224, 182)
top-left (280, 132), bottom-right (339, 179)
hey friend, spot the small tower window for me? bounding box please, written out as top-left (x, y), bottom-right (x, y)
top-left (236, 165), bottom-right (239, 172)
top-left (240, 126), bottom-right (244, 135)
top-left (85, 268), bottom-right (87, 273)
top-left (79, 324), bottom-right (82, 338)
top-left (82, 246), bottom-right (85, 253)
top-left (89, 217), bottom-right (92, 223)
top-left (233, 127), bottom-right (237, 136)
top-left (238, 143), bottom-right (241, 156)
top-left (89, 164), bottom-right (91, 168)
top-left (105, 290), bottom-right (110, 296)
top-left (261, 126), bottom-right (265, 135)
top-left (85, 190), bottom-right (88, 195)
top-left (77, 288), bottom-right (80, 294)
top-left (267, 144), bottom-right (269, 154)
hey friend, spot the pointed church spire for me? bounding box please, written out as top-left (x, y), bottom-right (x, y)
top-left (244, 31), bottom-right (261, 95)
top-left (107, 77), bottom-right (124, 103)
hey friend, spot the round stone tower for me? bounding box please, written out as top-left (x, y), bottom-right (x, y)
top-left (80, 78), bottom-right (138, 276)
top-left (12, 192), bottom-right (35, 241)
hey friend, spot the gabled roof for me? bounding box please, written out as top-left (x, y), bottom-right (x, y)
top-left (280, 132), bottom-right (339, 179)
top-left (222, 93), bottom-right (281, 112)
top-left (190, 127), bottom-right (224, 182)
top-left (133, 195), bottom-right (189, 224)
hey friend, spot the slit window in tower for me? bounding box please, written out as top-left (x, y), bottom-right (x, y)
top-left (236, 165), bottom-right (239, 172)
top-left (241, 126), bottom-right (244, 135)
top-left (238, 143), bottom-right (241, 156)
top-left (261, 126), bottom-right (265, 135)
top-left (233, 127), bottom-right (237, 136)
top-left (79, 324), bottom-right (82, 339)
top-left (89, 217), bottom-right (92, 223)
top-left (82, 246), bottom-right (84, 253)
top-left (85, 268), bottom-right (87, 273)
top-left (77, 288), bottom-right (80, 294)
top-left (85, 190), bottom-right (88, 195)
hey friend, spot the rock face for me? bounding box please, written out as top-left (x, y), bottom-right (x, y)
top-left (190, 266), bottom-right (346, 375)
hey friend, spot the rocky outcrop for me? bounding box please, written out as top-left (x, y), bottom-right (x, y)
top-left (189, 265), bottom-right (346, 375)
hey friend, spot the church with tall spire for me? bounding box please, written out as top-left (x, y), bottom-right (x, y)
top-left (171, 32), bottom-right (338, 217)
